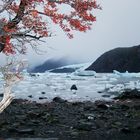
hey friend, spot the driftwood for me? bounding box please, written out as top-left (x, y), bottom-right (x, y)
top-left (0, 73), bottom-right (22, 113)
top-left (0, 59), bottom-right (26, 113)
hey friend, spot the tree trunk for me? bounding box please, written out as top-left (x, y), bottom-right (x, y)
top-left (0, 73), bottom-right (21, 113)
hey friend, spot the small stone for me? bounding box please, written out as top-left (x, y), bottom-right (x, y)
top-left (74, 122), bottom-right (95, 131)
top-left (98, 91), bottom-right (103, 93)
top-left (28, 95), bottom-right (33, 98)
top-left (27, 111), bottom-right (41, 118)
top-left (53, 97), bottom-right (67, 103)
top-left (120, 128), bottom-right (132, 134)
top-left (70, 84), bottom-right (78, 90)
top-left (39, 97), bottom-right (47, 100)
top-left (18, 128), bottom-right (34, 134)
top-left (114, 89), bottom-right (140, 100)
top-left (136, 125), bottom-right (140, 130)
top-left (71, 131), bottom-right (79, 136)
top-left (41, 92), bottom-right (46, 94)
top-left (120, 104), bottom-right (130, 110)
top-left (45, 138), bottom-right (59, 140)
top-left (84, 113), bottom-right (95, 120)
top-left (96, 103), bottom-right (109, 110)
top-left (102, 94), bottom-right (111, 98)
top-left (29, 73), bottom-right (36, 77)
top-left (9, 128), bottom-right (34, 134)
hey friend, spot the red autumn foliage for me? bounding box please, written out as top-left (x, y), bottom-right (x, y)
top-left (0, 0), bottom-right (101, 55)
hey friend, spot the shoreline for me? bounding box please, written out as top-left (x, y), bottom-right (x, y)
top-left (0, 96), bottom-right (140, 140)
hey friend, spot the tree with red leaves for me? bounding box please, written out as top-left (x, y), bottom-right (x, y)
top-left (0, 0), bottom-right (100, 55)
top-left (0, 0), bottom-right (100, 113)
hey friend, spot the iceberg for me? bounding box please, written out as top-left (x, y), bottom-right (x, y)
top-left (113, 70), bottom-right (140, 78)
top-left (74, 70), bottom-right (96, 76)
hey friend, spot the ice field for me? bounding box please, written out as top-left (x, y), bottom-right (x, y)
top-left (1, 63), bottom-right (140, 102)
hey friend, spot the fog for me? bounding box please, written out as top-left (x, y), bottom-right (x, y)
top-left (1, 0), bottom-right (140, 68)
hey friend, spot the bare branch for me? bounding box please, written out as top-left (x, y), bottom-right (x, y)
top-left (6, 0), bottom-right (27, 29)
top-left (0, 0), bottom-right (14, 13)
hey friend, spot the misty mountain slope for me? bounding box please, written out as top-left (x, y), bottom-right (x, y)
top-left (86, 45), bottom-right (140, 72)
top-left (49, 62), bottom-right (91, 73)
top-left (31, 57), bottom-right (80, 73)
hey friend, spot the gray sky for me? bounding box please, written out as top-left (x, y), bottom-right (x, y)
top-left (1, 0), bottom-right (140, 68)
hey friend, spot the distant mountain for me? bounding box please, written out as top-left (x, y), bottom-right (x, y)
top-left (86, 45), bottom-right (140, 72)
top-left (50, 68), bottom-right (76, 73)
top-left (30, 57), bottom-right (80, 73)
top-left (49, 63), bottom-right (91, 73)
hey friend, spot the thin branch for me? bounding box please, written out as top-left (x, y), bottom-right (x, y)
top-left (6, 0), bottom-right (27, 29)
top-left (0, 0), bottom-right (14, 13)
top-left (12, 33), bottom-right (43, 40)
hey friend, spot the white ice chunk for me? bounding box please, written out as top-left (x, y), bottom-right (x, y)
top-left (74, 70), bottom-right (96, 76)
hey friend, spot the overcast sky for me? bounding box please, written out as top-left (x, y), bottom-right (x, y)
top-left (1, 0), bottom-right (140, 68)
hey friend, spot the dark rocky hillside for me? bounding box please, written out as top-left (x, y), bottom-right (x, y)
top-left (86, 45), bottom-right (140, 72)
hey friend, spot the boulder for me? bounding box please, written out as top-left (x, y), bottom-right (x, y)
top-left (52, 97), bottom-right (67, 103)
top-left (114, 89), bottom-right (140, 100)
top-left (70, 84), bottom-right (78, 90)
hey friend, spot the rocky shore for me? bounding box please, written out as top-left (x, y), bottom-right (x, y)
top-left (0, 93), bottom-right (140, 140)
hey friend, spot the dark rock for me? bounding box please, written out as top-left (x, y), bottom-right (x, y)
top-left (72, 102), bottom-right (84, 106)
top-left (86, 45), bottom-right (140, 72)
top-left (28, 95), bottom-right (33, 98)
top-left (98, 91), bottom-right (103, 93)
top-left (102, 94), bottom-right (111, 98)
top-left (0, 43), bottom-right (5, 52)
top-left (53, 97), bottom-right (67, 103)
top-left (39, 97), bottom-right (47, 100)
top-left (41, 92), bottom-right (46, 94)
top-left (111, 121), bottom-right (122, 128)
top-left (29, 119), bottom-right (41, 125)
top-left (29, 73), bottom-right (36, 77)
top-left (70, 131), bottom-right (79, 137)
top-left (44, 138), bottom-right (58, 140)
top-left (84, 105), bottom-right (93, 111)
top-left (120, 104), bottom-right (130, 110)
top-left (74, 121), bottom-right (95, 131)
top-left (95, 101), bottom-right (109, 110)
top-left (114, 89), bottom-right (140, 100)
top-left (42, 113), bottom-right (51, 120)
top-left (9, 128), bottom-right (34, 134)
top-left (120, 128), bottom-right (132, 134)
top-left (95, 120), bottom-right (106, 128)
top-left (0, 120), bottom-right (8, 127)
top-left (136, 123), bottom-right (140, 130)
top-left (70, 84), bottom-right (78, 90)
top-left (17, 128), bottom-right (34, 134)
top-left (0, 93), bottom-right (3, 97)
top-left (1, 98), bottom-right (140, 139)
top-left (133, 105), bottom-right (140, 110)
top-left (43, 114), bottom-right (59, 124)
top-left (27, 111), bottom-right (42, 118)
